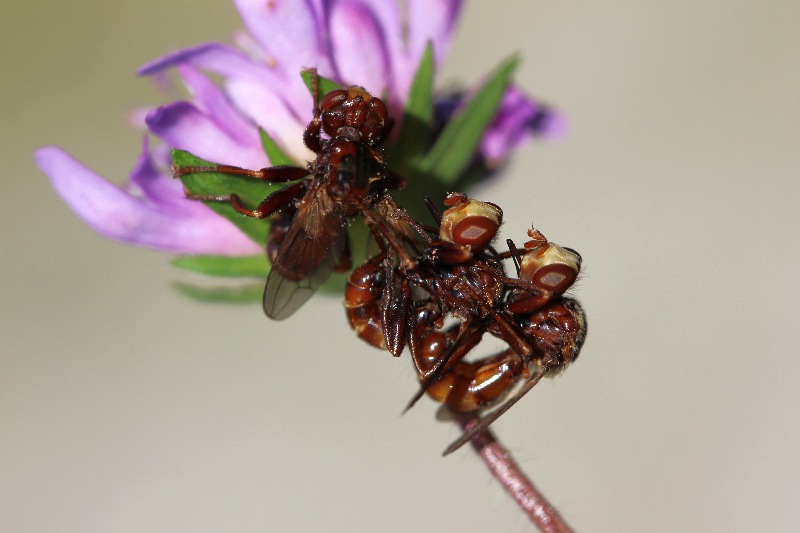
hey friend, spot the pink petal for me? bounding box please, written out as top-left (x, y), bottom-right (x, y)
top-left (126, 137), bottom-right (188, 208)
top-left (344, 0), bottom-right (404, 102)
top-left (233, 0), bottom-right (331, 117)
top-left (407, 0), bottom-right (462, 68)
top-left (36, 146), bottom-right (261, 255)
top-left (138, 42), bottom-right (272, 82)
top-left (536, 110), bottom-right (568, 142)
top-left (177, 65), bottom-right (257, 147)
top-left (139, 43), bottom-right (308, 162)
top-left (231, 29), bottom-right (266, 60)
top-left (480, 86), bottom-right (567, 164)
top-left (127, 106), bottom-right (151, 130)
top-left (358, 0), bottom-right (403, 56)
top-left (328, 0), bottom-right (391, 96)
top-left (145, 102), bottom-right (267, 169)
top-left (138, 42), bottom-right (299, 123)
top-left (222, 80), bottom-right (310, 163)
top-left (233, 0), bottom-right (329, 73)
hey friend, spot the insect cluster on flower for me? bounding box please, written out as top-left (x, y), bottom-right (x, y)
top-left (176, 70), bottom-right (586, 454)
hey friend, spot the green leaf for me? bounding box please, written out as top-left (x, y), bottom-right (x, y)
top-left (172, 149), bottom-right (290, 246)
top-left (390, 41), bottom-right (435, 175)
top-left (300, 70), bottom-right (342, 105)
top-left (172, 282), bottom-right (265, 304)
top-left (172, 254), bottom-right (269, 278)
top-left (259, 128), bottom-right (298, 166)
top-left (417, 55), bottom-right (520, 185)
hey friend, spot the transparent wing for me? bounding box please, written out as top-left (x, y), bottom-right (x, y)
top-left (263, 187), bottom-right (347, 320)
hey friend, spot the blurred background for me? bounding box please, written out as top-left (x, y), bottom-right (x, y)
top-left (2, 1), bottom-right (798, 531)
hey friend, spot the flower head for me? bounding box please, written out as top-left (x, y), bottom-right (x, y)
top-left (37, 0), bottom-right (560, 259)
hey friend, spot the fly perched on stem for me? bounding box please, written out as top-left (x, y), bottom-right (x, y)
top-left (174, 69), bottom-right (426, 320)
top-left (346, 193), bottom-right (586, 454)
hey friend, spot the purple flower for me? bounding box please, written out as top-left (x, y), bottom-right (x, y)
top-left (36, 138), bottom-right (261, 255)
top-left (481, 85), bottom-right (567, 165)
top-left (37, 0), bottom-right (558, 255)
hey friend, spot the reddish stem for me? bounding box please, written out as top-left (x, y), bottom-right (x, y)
top-left (453, 411), bottom-right (574, 533)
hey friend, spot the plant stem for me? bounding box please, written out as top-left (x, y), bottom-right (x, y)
top-left (453, 411), bottom-right (574, 533)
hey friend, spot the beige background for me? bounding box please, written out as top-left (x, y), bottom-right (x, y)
top-left (2, 2), bottom-right (799, 532)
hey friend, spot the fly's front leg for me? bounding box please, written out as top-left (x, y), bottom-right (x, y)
top-left (302, 67), bottom-right (323, 153)
top-left (173, 163), bottom-right (309, 183)
top-left (303, 109), bottom-right (323, 153)
top-left (185, 181), bottom-right (306, 219)
top-left (230, 181), bottom-right (306, 219)
top-left (175, 163), bottom-right (310, 217)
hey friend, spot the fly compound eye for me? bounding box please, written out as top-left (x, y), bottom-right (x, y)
top-left (520, 243), bottom-right (581, 294)
top-left (439, 198), bottom-right (503, 249)
top-left (361, 97), bottom-right (389, 145)
top-left (452, 217), bottom-right (499, 248)
top-left (320, 89), bottom-right (349, 137)
top-left (320, 89), bottom-right (349, 112)
top-left (534, 263), bottom-right (578, 294)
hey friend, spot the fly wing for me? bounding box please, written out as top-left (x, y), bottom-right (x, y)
top-left (263, 187), bottom-right (347, 320)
